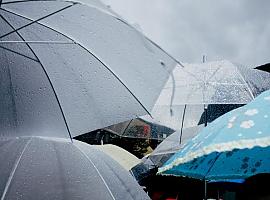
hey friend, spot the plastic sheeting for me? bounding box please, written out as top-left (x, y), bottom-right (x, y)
top-left (0, 137), bottom-right (150, 200)
top-left (0, 0), bottom-right (177, 138)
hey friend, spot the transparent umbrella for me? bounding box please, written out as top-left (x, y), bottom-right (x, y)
top-left (0, 136), bottom-right (150, 200)
top-left (129, 60), bottom-right (270, 184)
top-left (157, 60), bottom-right (270, 106)
top-left (0, 0), bottom-right (178, 139)
top-left (106, 60), bottom-right (270, 142)
top-left (154, 60), bottom-right (270, 131)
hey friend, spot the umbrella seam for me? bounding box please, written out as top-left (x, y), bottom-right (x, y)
top-left (0, 13), bottom-right (73, 142)
top-left (114, 17), bottom-right (183, 67)
top-left (73, 145), bottom-right (116, 200)
top-left (1, 137), bottom-right (32, 200)
top-left (0, 44), bottom-right (39, 61)
top-left (0, 7), bottom-right (154, 117)
top-left (0, 3), bottom-right (75, 39)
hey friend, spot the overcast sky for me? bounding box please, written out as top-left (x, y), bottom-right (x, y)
top-left (102, 0), bottom-right (270, 67)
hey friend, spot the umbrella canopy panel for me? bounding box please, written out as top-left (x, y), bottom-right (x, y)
top-left (0, 0), bottom-right (178, 137)
top-left (0, 137), bottom-right (150, 200)
top-left (92, 144), bottom-right (140, 171)
top-left (0, 18), bottom-right (68, 138)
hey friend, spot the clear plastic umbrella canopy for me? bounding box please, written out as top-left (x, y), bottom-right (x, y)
top-left (0, 0), bottom-right (178, 138)
top-left (157, 60), bottom-right (270, 105)
top-left (0, 136), bottom-right (150, 200)
top-left (152, 60), bottom-right (270, 131)
top-left (128, 61), bottom-right (270, 182)
top-left (159, 90), bottom-right (270, 181)
top-left (98, 60), bottom-right (268, 141)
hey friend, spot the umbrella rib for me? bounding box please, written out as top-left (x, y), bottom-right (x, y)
top-left (1, 137), bottom-right (32, 200)
top-left (122, 119), bottom-right (133, 137)
top-left (0, 3), bottom-right (75, 39)
top-left (115, 17), bottom-right (184, 68)
top-left (0, 45), bottom-right (39, 62)
top-left (204, 65), bottom-right (223, 83)
top-left (204, 152), bottom-right (222, 180)
top-left (1, 0), bottom-right (184, 68)
top-left (169, 72), bottom-right (176, 116)
top-left (0, 14), bottom-right (73, 143)
top-left (2, 0), bottom-right (55, 4)
top-left (1, 8), bottom-right (154, 118)
top-left (74, 145), bottom-right (116, 200)
top-left (0, 40), bottom-right (75, 44)
top-left (235, 66), bottom-right (255, 99)
top-left (1, 0), bottom-right (80, 5)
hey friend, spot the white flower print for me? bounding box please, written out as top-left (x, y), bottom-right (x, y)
top-left (244, 109), bottom-right (258, 116)
top-left (240, 120), bottom-right (255, 129)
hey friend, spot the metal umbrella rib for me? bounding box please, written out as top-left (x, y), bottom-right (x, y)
top-left (1, 137), bottom-right (32, 200)
top-left (0, 6), bottom-right (153, 118)
top-left (0, 0), bottom-right (179, 138)
top-left (0, 3), bottom-right (75, 39)
top-left (0, 14), bottom-right (73, 142)
top-left (74, 145), bottom-right (116, 200)
top-left (0, 45), bottom-right (38, 62)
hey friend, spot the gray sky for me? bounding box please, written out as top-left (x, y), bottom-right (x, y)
top-left (102, 0), bottom-right (270, 67)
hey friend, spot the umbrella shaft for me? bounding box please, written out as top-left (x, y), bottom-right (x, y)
top-left (0, 41), bottom-right (75, 44)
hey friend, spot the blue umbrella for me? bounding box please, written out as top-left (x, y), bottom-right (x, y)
top-left (158, 90), bottom-right (270, 181)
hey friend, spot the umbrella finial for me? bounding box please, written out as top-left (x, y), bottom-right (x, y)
top-left (203, 55), bottom-right (207, 63)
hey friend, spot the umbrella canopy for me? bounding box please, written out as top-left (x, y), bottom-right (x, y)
top-left (0, 0), bottom-right (178, 138)
top-left (152, 60), bottom-right (270, 131)
top-left (105, 117), bottom-right (175, 140)
top-left (156, 60), bottom-right (270, 105)
top-left (0, 136), bottom-right (150, 200)
top-left (159, 90), bottom-right (270, 181)
top-left (92, 144), bottom-right (140, 171)
top-left (255, 63), bottom-right (270, 73)
top-left (148, 125), bottom-right (204, 166)
top-left (129, 125), bottom-right (203, 185)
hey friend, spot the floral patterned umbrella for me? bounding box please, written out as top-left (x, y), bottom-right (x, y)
top-left (159, 90), bottom-right (270, 181)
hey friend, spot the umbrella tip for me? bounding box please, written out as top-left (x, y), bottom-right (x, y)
top-left (170, 108), bottom-right (174, 116)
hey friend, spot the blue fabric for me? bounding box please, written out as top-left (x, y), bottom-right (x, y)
top-left (159, 90), bottom-right (270, 180)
